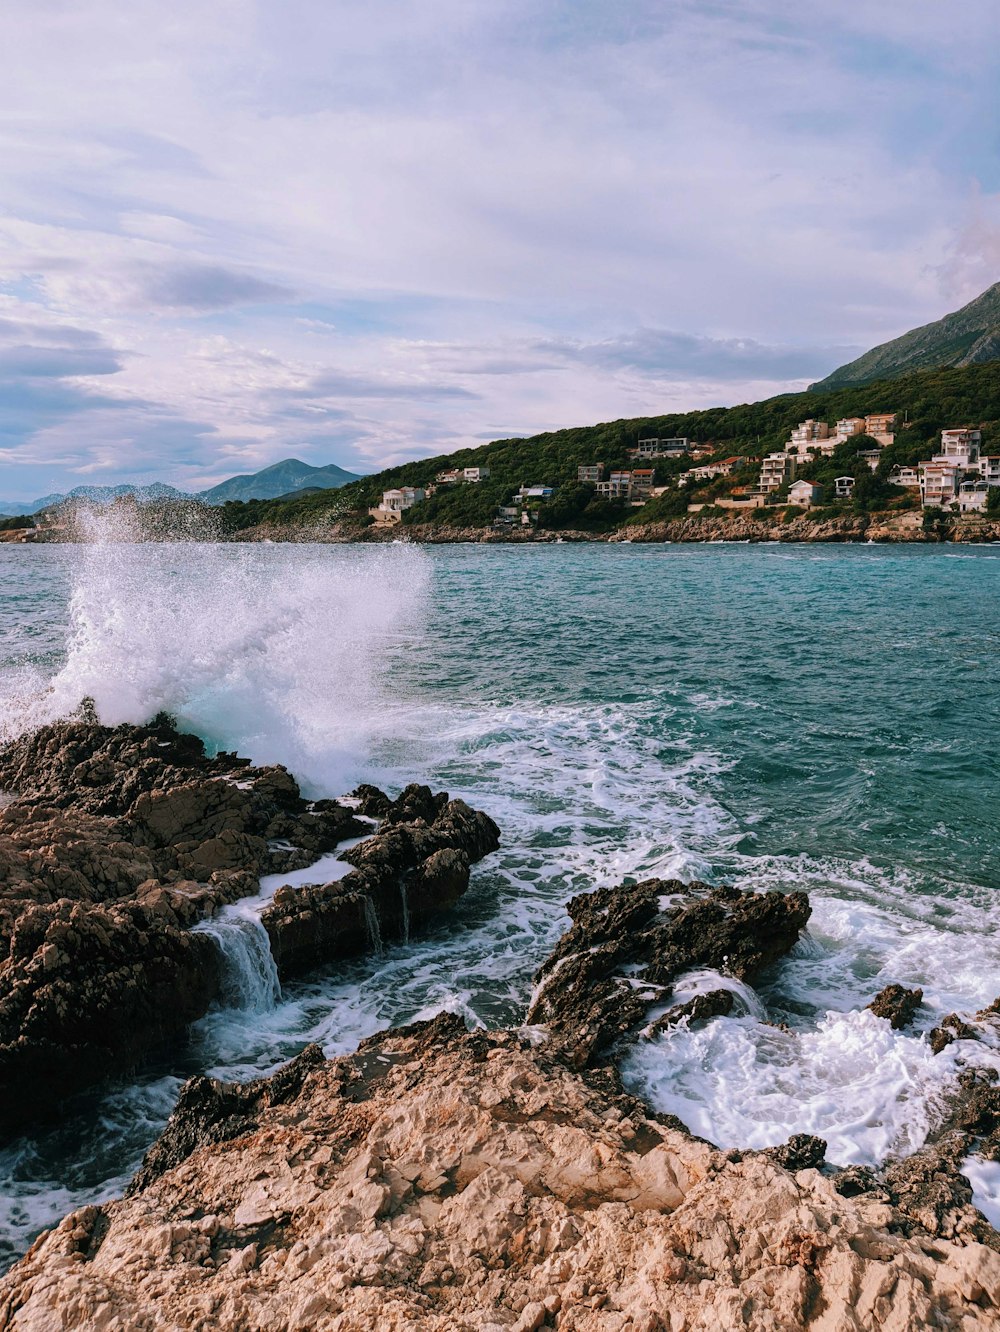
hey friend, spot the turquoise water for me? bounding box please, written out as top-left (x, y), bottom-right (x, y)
top-left (1, 539), bottom-right (999, 1259)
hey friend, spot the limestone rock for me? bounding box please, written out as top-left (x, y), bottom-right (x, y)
top-left (2, 1018), bottom-right (997, 1331)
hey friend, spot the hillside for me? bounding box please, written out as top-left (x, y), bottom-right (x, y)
top-left (812, 283), bottom-right (1000, 389)
top-left (217, 360), bottom-right (1000, 535)
top-left (199, 458), bottom-right (360, 504)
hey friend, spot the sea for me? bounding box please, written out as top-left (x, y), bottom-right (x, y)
top-left (1, 536), bottom-right (1000, 1263)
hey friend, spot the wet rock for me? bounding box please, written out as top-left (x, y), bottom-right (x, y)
top-left (764, 1134), bottom-right (827, 1172)
top-left (262, 798), bottom-right (501, 978)
top-left (4, 1022), bottom-right (1000, 1331)
top-left (527, 879), bottom-right (810, 1066)
top-left (867, 983), bottom-right (923, 1030)
top-left (0, 900), bottom-right (220, 1135)
top-left (931, 1012), bottom-right (979, 1054)
top-left (644, 988), bottom-right (735, 1038)
top-left (0, 720), bottom-right (497, 1135)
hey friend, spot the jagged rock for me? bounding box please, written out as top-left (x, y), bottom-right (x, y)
top-left (3, 1019), bottom-right (999, 1331)
top-left (644, 988), bottom-right (735, 1038)
top-left (262, 799), bottom-right (501, 978)
top-left (0, 720), bottom-right (497, 1136)
top-left (0, 900), bottom-right (220, 1135)
top-left (931, 1012), bottom-right (979, 1054)
top-left (527, 880), bottom-right (810, 1066)
top-left (867, 983), bottom-right (923, 1030)
top-left (128, 1044), bottom-right (327, 1195)
top-left (764, 1134), bottom-right (827, 1172)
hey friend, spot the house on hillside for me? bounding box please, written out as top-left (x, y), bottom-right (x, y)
top-left (919, 459), bottom-right (961, 507)
top-left (630, 469), bottom-right (655, 502)
top-left (835, 417), bottom-right (866, 441)
top-left (631, 438), bottom-right (688, 459)
top-left (834, 476), bottom-right (855, 500)
top-left (436, 469), bottom-right (462, 485)
top-left (788, 480), bottom-right (823, 507)
top-left (759, 452), bottom-right (794, 493)
top-left (957, 481), bottom-right (989, 513)
top-left (577, 464), bottom-right (605, 483)
top-left (373, 487), bottom-right (426, 522)
top-left (888, 466), bottom-right (920, 490)
top-left (463, 467), bottom-right (490, 482)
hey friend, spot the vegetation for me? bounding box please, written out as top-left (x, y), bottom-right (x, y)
top-left (215, 360), bottom-right (1000, 534)
top-left (0, 515), bottom-right (34, 532)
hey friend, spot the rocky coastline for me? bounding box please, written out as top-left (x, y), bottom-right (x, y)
top-left (209, 511), bottom-right (1000, 546)
top-left (1, 720), bottom-right (999, 1328)
top-left (0, 718), bottom-right (498, 1136)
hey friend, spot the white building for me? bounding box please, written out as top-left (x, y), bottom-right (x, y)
top-left (957, 481), bottom-right (989, 513)
top-left (919, 460), bottom-right (961, 507)
top-left (834, 476), bottom-right (855, 499)
top-left (374, 487), bottom-right (426, 522)
top-left (759, 452), bottom-right (794, 493)
top-left (788, 480), bottom-right (823, 507)
top-left (463, 466), bottom-right (490, 482)
top-left (979, 455), bottom-right (1000, 485)
top-left (888, 466), bottom-right (920, 490)
top-left (939, 429), bottom-right (982, 467)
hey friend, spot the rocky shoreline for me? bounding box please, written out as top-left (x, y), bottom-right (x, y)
top-left (216, 511), bottom-right (1000, 545)
top-left (0, 718), bottom-right (498, 1136)
top-left (1, 720), bottom-right (999, 1328)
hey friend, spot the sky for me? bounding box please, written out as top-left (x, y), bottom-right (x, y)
top-left (1, 0), bottom-right (1000, 501)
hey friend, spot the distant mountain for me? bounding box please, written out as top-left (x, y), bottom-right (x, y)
top-left (0, 461), bottom-right (360, 516)
top-left (0, 483), bottom-right (196, 516)
top-left (199, 459), bottom-right (360, 504)
top-left (812, 282), bottom-right (1000, 389)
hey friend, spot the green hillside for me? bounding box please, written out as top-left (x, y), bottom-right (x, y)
top-left (218, 360), bottom-right (1000, 534)
top-left (812, 283), bottom-right (1000, 390)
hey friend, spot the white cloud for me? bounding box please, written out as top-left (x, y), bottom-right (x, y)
top-left (0, 0), bottom-right (998, 497)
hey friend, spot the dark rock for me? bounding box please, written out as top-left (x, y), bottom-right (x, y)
top-left (0, 719), bottom-right (496, 1137)
top-left (262, 799), bottom-right (501, 978)
top-left (0, 900), bottom-right (220, 1135)
top-left (645, 988), bottom-right (735, 1038)
top-left (765, 1134), bottom-right (827, 1172)
top-left (867, 984), bottom-right (923, 1030)
top-left (527, 880), bottom-right (810, 1067)
top-left (930, 1012), bottom-right (979, 1055)
top-left (128, 1044), bottom-right (326, 1194)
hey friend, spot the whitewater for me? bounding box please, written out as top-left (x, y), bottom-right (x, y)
top-left (2, 533), bottom-right (1000, 1263)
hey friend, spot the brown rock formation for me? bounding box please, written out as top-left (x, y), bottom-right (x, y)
top-left (527, 880), bottom-right (810, 1067)
top-left (2, 1017), bottom-right (998, 1331)
top-left (867, 983), bottom-right (924, 1031)
top-left (0, 721), bottom-right (498, 1135)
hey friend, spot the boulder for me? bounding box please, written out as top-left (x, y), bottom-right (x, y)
top-left (528, 880), bottom-right (810, 1066)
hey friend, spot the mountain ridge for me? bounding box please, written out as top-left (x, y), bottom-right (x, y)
top-left (811, 282), bottom-right (1000, 389)
top-left (0, 458), bottom-right (361, 517)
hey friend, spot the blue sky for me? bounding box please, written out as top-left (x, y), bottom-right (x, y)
top-left (1, 0), bottom-right (999, 500)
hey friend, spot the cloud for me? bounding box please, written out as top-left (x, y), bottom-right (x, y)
top-left (535, 330), bottom-right (861, 382)
top-left (138, 263), bottom-right (294, 312)
top-left (0, 0), bottom-right (998, 497)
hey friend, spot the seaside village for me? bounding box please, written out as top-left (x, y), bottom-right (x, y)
top-left (369, 414), bottom-right (1000, 527)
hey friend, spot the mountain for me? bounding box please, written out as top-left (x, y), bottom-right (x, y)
top-left (199, 459), bottom-right (360, 504)
top-left (0, 483), bottom-right (195, 516)
top-left (0, 462), bottom-right (360, 516)
top-left (812, 282), bottom-right (1000, 389)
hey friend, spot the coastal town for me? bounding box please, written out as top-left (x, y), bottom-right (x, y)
top-left (367, 412), bottom-right (1000, 529)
